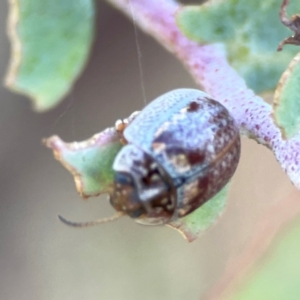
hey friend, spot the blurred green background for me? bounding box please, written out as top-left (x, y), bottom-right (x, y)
top-left (0, 1), bottom-right (297, 299)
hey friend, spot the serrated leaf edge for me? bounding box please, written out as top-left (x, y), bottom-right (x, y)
top-left (272, 52), bottom-right (300, 139)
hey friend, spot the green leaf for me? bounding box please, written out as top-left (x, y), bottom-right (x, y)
top-left (44, 129), bottom-right (123, 198)
top-left (168, 185), bottom-right (229, 242)
top-left (273, 52), bottom-right (300, 139)
top-left (5, 0), bottom-right (95, 111)
top-left (176, 0), bottom-right (299, 93)
top-left (222, 214), bottom-right (300, 300)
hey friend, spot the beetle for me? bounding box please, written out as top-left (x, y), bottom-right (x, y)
top-left (59, 89), bottom-right (240, 227)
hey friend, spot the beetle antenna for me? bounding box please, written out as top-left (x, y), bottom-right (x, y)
top-left (58, 211), bottom-right (125, 228)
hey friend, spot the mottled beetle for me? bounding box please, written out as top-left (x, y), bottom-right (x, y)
top-left (59, 89), bottom-right (240, 226)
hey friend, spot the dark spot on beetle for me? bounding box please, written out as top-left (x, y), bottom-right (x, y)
top-left (216, 130), bottom-right (223, 138)
top-left (186, 150), bottom-right (205, 165)
top-left (198, 176), bottom-right (209, 192)
top-left (187, 101), bottom-right (200, 112)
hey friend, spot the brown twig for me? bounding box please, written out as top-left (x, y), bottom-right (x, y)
top-left (278, 0), bottom-right (300, 51)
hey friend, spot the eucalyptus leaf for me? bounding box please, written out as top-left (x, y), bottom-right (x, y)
top-left (6, 0), bottom-right (95, 111)
top-left (273, 52), bottom-right (300, 139)
top-left (176, 0), bottom-right (299, 93)
top-left (44, 129), bottom-right (123, 198)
